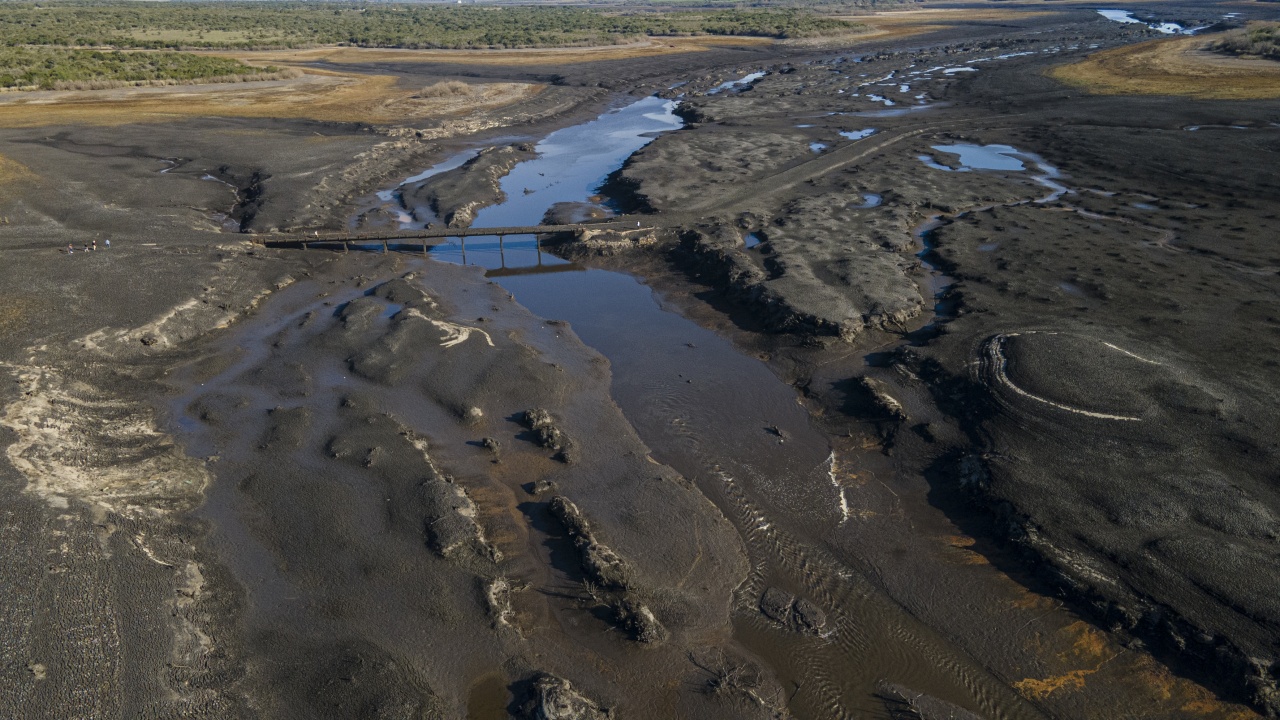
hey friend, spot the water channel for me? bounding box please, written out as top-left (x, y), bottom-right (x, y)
top-left (391, 95), bottom-right (1044, 719)
top-left (180, 94), bottom-right (1053, 719)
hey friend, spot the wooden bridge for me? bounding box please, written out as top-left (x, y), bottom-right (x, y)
top-left (254, 220), bottom-right (649, 252)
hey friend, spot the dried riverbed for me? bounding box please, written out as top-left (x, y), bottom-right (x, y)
top-left (1, 3), bottom-right (1277, 718)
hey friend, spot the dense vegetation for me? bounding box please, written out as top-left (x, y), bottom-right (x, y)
top-left (0, 2), bottom-right (866, 50)
top-left (1208, 22), bottom-right (1280, 62)
top-left (0, 47), bottom-right (286, 90)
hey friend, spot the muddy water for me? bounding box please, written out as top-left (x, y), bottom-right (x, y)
top-left (175, 97), bottom-right (1046, 718)
top-left (391, 98), bottom-right (1042, 719)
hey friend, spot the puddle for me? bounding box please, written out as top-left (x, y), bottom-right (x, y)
top-left (810, 142), bottom-right (828, 153)
top-left (942, 67), bottom-right (977, 75)
top-left (865, 94), bottom-right (896, 106)
top-left (853, 193), bottom-right (883, 209)
top-left (839, 128), bottom-right (876, 141)
top-left (706, 70), bottom-right (765, 95)
top-left (1095, 9), bottom-right (1201, 34)
top-left (744, 232), bottom-right (763, 248)
top-left (978, 242), bottom-right (1000, 252)
top-left (923, 144), bottom-right (1070, 202)
top-left (931, 144), bottom-right (1025, 171)
top-left (918, 155), bottom-right (966, 173)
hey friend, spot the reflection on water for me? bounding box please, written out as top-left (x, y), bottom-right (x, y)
top-left (922, 143), bottom-right (1070, 202)
top-left (424, 96), bottom-right (680, 274)
top-left (932, 143), bottom-right (1025, 171)
top-left (1095, 8), bottom-right (1202, 34)
top-left (707, 70), bottom-right (766, 95)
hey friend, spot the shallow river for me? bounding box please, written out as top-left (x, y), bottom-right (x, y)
top-left (180, 95), bottom-right (1055, 719)
top-left (377, 96), bottom-right (1046, 719)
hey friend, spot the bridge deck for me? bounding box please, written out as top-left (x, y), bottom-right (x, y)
top-left (255, 221), bottom-right (645, 248)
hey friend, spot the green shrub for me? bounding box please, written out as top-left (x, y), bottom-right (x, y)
top-left (1207, 22), bottom-right (1280, 62)
top-left (0, 47), bottom-right (281, 90)
top-left (0, 2), bottom-right (866, 51)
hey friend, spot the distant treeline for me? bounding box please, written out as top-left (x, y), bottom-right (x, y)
top-left (0, 46), bottom-right (287, 90)
top-left (1207, 22), bottom-right (1280, 61)
top-left (0, 2), bottom-right (868, 50)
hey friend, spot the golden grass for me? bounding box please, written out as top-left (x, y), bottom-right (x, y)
top-left (831, 7), bottom-right (1057, 45)
top-left (0, 69), bottom-right (540, 128)
top-left (1050, 35), bottom-right (1280, 99)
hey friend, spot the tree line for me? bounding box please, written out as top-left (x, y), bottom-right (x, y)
top-left (0, 2), bottom-right (867, 50)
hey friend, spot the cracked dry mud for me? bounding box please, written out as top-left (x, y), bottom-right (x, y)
top-left (1, 2), bottom-right (1279, 719)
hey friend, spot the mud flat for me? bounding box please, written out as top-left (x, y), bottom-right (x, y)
top-left (567, 4), bottom-right (1280, 716)
top-left (2, 5), bottom-right (1279, 719)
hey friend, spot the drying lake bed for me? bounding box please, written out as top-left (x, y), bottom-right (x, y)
top-left (1, 1), bottom-right (1278, 719)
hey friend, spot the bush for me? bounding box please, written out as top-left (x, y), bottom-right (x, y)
top-left (418, 80), bottom-right (472, 98)
top-left (1207, 22), bottom-right (1280, 62)
top-left (0, 47), bottom-right (289, 90)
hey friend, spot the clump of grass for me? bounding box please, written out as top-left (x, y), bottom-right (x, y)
top-left (418, 80), bottom-right (473, 98)
top-left (1208, 22), bottom-right (1280, 62)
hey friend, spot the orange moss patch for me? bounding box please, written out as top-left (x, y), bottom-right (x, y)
top-left (1014, 668), bottom-right (1095, 700)
top-left (942, 535), bottom-right (990, 564)
top-left (1062, 621), bottom-right (1112, 661)
top-left (1049, 35), bottom-right (1280, 99)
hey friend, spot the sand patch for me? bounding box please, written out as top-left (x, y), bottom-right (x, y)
top-left (1049, 35), bottom-right (1280, 99)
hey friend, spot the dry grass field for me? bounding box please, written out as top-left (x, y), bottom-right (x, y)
top-left (832, 7), bottom-right (1058, 44)
top-left (0, 35), bottom-right (787, 128)
top-left (226, 34), bottom-right (775, 66)
top-left (1050, 34), bottom-right (1280, 99)
top-left (0, 67), bottom-right (540, 128)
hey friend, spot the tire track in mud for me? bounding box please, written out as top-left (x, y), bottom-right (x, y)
top-left (709, 461), bottom-right (1047, 720)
